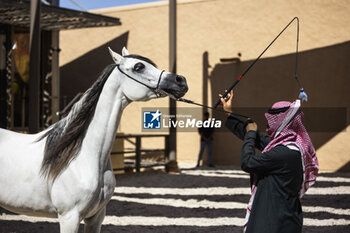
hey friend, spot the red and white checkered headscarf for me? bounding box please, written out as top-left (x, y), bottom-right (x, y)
top-left (244, 99), bottom-right (319, 232)
top-left (264, 99), bottom-right (319, 196)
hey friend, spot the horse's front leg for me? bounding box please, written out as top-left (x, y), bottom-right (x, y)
top-left (83, 207), bottom-right (106, 233)
top-left (58, 210), bottom-right (80, 233)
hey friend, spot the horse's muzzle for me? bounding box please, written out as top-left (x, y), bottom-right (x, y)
top-left (160, 74), bottom-right (188, 98)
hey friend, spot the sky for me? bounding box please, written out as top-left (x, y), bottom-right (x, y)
top-left (60, 0), bottom-right (164, 11)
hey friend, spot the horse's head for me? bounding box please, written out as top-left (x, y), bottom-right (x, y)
top-left (108, 47), bottom-right (188, 101)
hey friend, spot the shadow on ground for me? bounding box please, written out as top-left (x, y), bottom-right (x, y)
top-left (0, 166), bottom-right (349, 233)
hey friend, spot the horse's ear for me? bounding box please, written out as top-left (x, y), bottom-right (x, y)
top-left (122, 47), bottom-right (130, 56)
top-left (108, 47), bottom-right (122, 64)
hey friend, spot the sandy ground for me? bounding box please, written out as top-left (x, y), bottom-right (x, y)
top-left (0, 165), bottom-right (349, 233)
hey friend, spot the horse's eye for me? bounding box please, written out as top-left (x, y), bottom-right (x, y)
top-left (134, 62), bottom-right (145, 72)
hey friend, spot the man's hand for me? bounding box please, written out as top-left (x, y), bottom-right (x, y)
top-left (246, 122), bottom-right (258, 132)
top-left (219, 89), bottom-right (234, 116)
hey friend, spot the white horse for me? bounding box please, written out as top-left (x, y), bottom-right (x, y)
top-left (0, 47), bottom-right (188, 233)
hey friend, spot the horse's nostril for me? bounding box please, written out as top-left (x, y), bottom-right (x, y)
top-left (176, 75), bottom-right (184, 83)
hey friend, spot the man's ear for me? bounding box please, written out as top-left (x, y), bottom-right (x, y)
top-left (122, 46), bottom-right (130, 56)
top-left (108, 47), bottom-right (122, 64)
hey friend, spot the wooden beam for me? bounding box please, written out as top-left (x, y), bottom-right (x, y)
top-left (29, 0), bottom-right (41, 133)
top-left (169, 0), bottom-right (177, 162)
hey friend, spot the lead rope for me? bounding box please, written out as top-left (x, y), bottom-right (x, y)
top-left (158, 89), bottom-right (249, 118)
top-left (116, 63), bottom-right (247, 117)
top-left (172, 17), bottom-right (306, 115)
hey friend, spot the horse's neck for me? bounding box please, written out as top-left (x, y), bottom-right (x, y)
top-left (82, 71), bottom-right (129, 171)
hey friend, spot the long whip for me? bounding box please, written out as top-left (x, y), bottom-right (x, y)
top-left (173, 17), bottom-right (307, 114)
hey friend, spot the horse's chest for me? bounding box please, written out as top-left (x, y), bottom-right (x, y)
top-left (51, 168), bottom-right (116, 217)
top-left (84, 170), bottom-right (116, 217)
top-left (101, 169), bottom-right (116, 202)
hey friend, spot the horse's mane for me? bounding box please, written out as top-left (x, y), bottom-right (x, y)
top-left (39, 64), bottom-right (117, 180)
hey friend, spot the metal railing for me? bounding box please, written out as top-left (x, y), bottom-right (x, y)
top-left (112, 134), bottom-right (170, 172)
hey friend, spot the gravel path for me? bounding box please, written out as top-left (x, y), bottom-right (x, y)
top-left (1, 165), bottom-right (349, 233)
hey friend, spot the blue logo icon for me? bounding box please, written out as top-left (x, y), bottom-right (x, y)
top-left (143, 110), bottom-right (161, 129)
